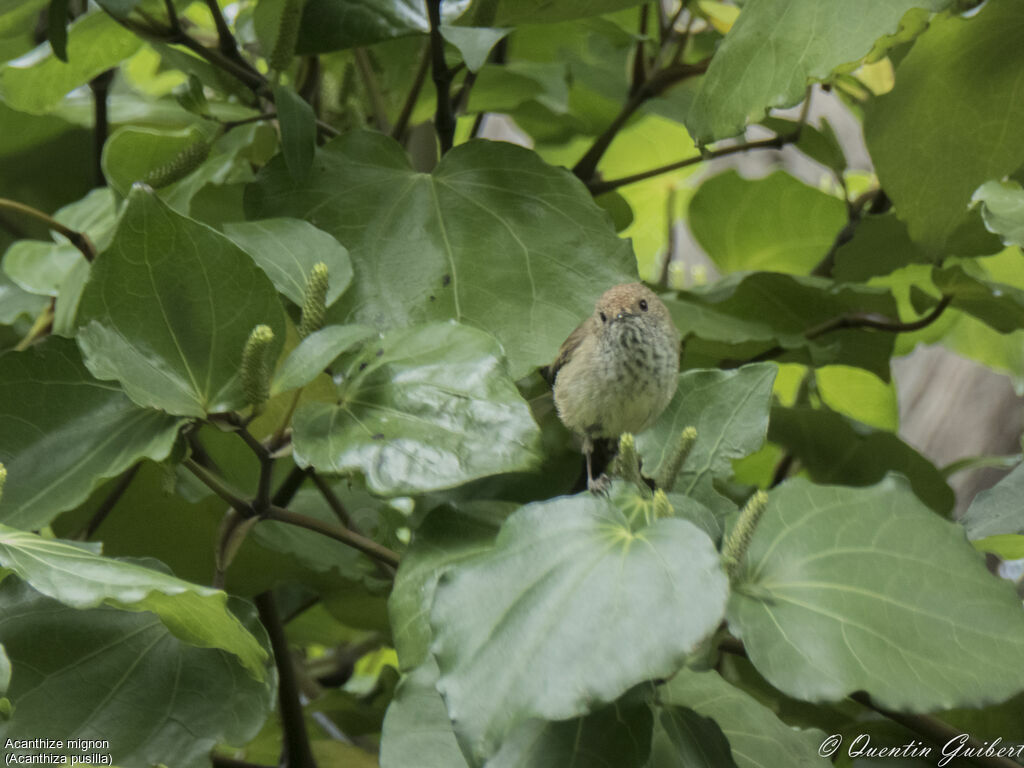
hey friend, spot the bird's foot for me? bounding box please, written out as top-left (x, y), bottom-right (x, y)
top-left (587, 473), bottom-right (612, 496)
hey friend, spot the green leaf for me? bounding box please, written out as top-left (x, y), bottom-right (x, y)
top-left (815, 365), bottom-right (898, 432)
top-left (973, 534), bottom-right (1024, 561)
top-left (101, 125), bottom-right (208, 197)
top-left (932, 264), bottom-right (1024, 333)
top-left (686, 0), bottom-right (950, 143)
top-left (77, 185), bottom-right (286, 417)
top-left (832, 214), bottom-right (932, 282)
top-left (0, 578), bottom-right (273, 767)
top-left (440, 25), bottom-right (510, 72)
top-left (389, 502), bottom-right (507, 671)
top-left (729, 477), bottom-right (1024, 710)
top-left (768, 405), bottom-right (953, 514)
top-left (430, 492), bottom-right (728, 762)
top-left (0, 338), bottom-right (182, 530)
top-left (271, 324), bottom-right (375, 395)
top-left (761, 117), bottom-right (846, 176)
top-left (651, 706), bottom-right (739, 768)
top-left (297, 0), bottom-right (437, 52)
top-left (485, 695), bottom-right (653, 768)
top-left (457, 0), bottom-right (646, 26)
top-left (245, 130), bottom-right (636, 378)
top-left (687, 170), bottom-right (846, 274)
top-left (0, 526), bottom-right (268, 679)
top-left (2, 240), bottom-right (81, 296)
top-left (0, 271), bottom-right (46, 325)
top-left (961, 462), bottom-right (1024, 539)
top-left (273, 84), bottom-right (317, 181)
top-left (46, 0), bottom-right (69, 62)
top-left (864, 1), bottom-right (1024, 253)
top-left (658, 668), bottom-right (829, 768)
top-left (380, 659), bottom-right (472, 768)
top-left (292, 322), bottom-right (542, 494)
top-left (972, 179), bottom-right (1024, 247)
top-left (637, 364), bottom-right (777, 513)
top-left (667, 273), bottom-right (900, 380)
top-left (223, 217), bottom-right (353, 308)
top-left (0, 11), bottom-right (141, 114)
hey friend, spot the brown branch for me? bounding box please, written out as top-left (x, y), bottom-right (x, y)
top-left (0, 198), bottom-right (96, 262)
top-left (308, 470), bottom-right (356, 530)
top-left (76, 462), bottom-right (141, 539)
top-left (89, 69), bottom-right (115, 186)
top-left (183, 457), bottom-right (251, 514)
top-left (572, 59), bottom-right (709, 183)
top-left (254, 591), bottom-right (319, 768)
top-left (588, 134), bottom-right (788, 196)
top-left (426, 0), bottom-right (455, 153)
top-left (202, 0), bottom-right (243, 62)
top-left (739, 295), bottom-right (954, 366)
top-left (266, 506), bottom-right (400, 569)
top-left (392, 41), bottom-right (431, 140)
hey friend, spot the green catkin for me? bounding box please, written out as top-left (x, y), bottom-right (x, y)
top-left (652, 489), bottom-right (673, 519)
top-left (722, 490), bottom-right (769, 581)
top-left (241, 325), bottom-right (275, 408)
top-left (269, 0), bottom-right (302, 73)
top-left (144, 140), bottom-right (211, 188)
top-left (612, 432), bottom-right (647, 493)
top-left (654, 425), bottom-right (698, 490)
top-left (0, 462), bottom-right (6, 505)
top-left (297, 262), bottom-right (329, 338)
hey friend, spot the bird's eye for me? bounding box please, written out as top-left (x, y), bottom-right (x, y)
top-left (639, 299), bottom-right (648, 312)
top-left (599, 312), bottom-right (608, 323)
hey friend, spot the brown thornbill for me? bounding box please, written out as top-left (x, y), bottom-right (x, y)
top-left (549, 282), bottom-right (680, 492)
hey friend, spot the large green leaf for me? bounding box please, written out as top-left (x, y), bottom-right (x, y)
top-left (389, 502), bottom-right (507, 671)
top-left (77, 185), bottom-right (286, 417)
top-left (223, 218), bottom-right (353, 308)
top-left (832, 214), bottom-right (932, 282)
top-left (931, 264), bottom-right (1024, 334)
top-left (961, 462), bottom-right (1024, 540)
top-left (864, 0), bottom-right (1024, 253)
top-left (245, 130), bottom-right (636, 378)
top-left (0, 338), bottom-right (182, 530)
top-left (666, 273), bottom-right (899, 380)
top-left (292, 322), bottom-right (542, 495)
top-left (768, 405), bottom-right (953, 515)
top-left (381, 659), bottom-right (472, 768)
top-left (0, 11), bottom-right (141, 114)
top-left (658, 668), bottom-right (829, 768)
top-left (271, 324), bottom-right (375, 395)
top-left (0, 524), bottom-right (268, 679)
top-left (650, 706), bottom-right (739, 768)
top-left (729, 477), bottom-right (1024, 710)
top-left (0, 270), bottom-right (46, 324)
top-left (637, 364), bottom-right (777, 513)
top-left (457, 0), bottom-right (646, 26)
top-left (687, 170), bottom-right (846, 274)
top-left (972, 179), bottom-right (1024, 247)
top-left (0, 579), bottom-right (273, 767)
top-left (430, 491), bottom-right (728, 763)
top-left (2, 240), bottom-right (81, 296)
top-left (686, 0), bottom-right (949, 143)
top-left (296, 0), bottom-right (457, 53)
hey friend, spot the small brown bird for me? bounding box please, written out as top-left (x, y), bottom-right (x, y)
top-left (549, 282), bottom-right (680, 491)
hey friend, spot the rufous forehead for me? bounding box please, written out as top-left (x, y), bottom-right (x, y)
top-left (595, 282), bottom-right (656, 312)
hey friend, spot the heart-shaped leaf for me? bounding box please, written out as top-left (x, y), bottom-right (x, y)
top-left (77, 185), bottom-right (286, 417)
top-left (245, 130), bottom-right (636, 377)
top-left (729, 477), bottom-right (1024, 711)
top-left (272, 324), bottom-right (375, 395)
top-left (0, 338), bottom-right (182, 530)
top-left (292, 322), bottom-right (542, 495)
top-left (430, 490), bottom-right (728, 762)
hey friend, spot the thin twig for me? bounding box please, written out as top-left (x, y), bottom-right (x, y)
top-left (76, 463), bottom-right (141, 539)
top-left (266, 506), bottom-right (400, 569)
top-left (272, 465), bottom-right (309, 507)
top-left (588, 134), bottom-right (788, 196)
top-left (392, 41), bottom-right (431, 140)
top-left (308, 470), bottom-right (356, 530)
top-left (425, 0), bottom-right (455, 153)
top-left (202, 0), bottom-right (242, 61)
top-left (254, 592), bottom-right (319, 768)
top-left (630, 4), bottom-right (650, 96)
top-left (354, 48), bottom-right (391, 132)
top-left (89, 69), bottom-right (115, 187)
top-left (739, 295), bottom-right (954, 366)
top-left (183, 457), bottom-right (251, 514)
top-left (0, 198), bottom-right (96, 262)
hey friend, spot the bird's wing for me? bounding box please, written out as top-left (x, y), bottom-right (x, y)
top-left (543, 315), bottom-right (592, 385)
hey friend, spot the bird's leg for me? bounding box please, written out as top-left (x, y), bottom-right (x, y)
top-left (583, 435), bottom-right (611, 495)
